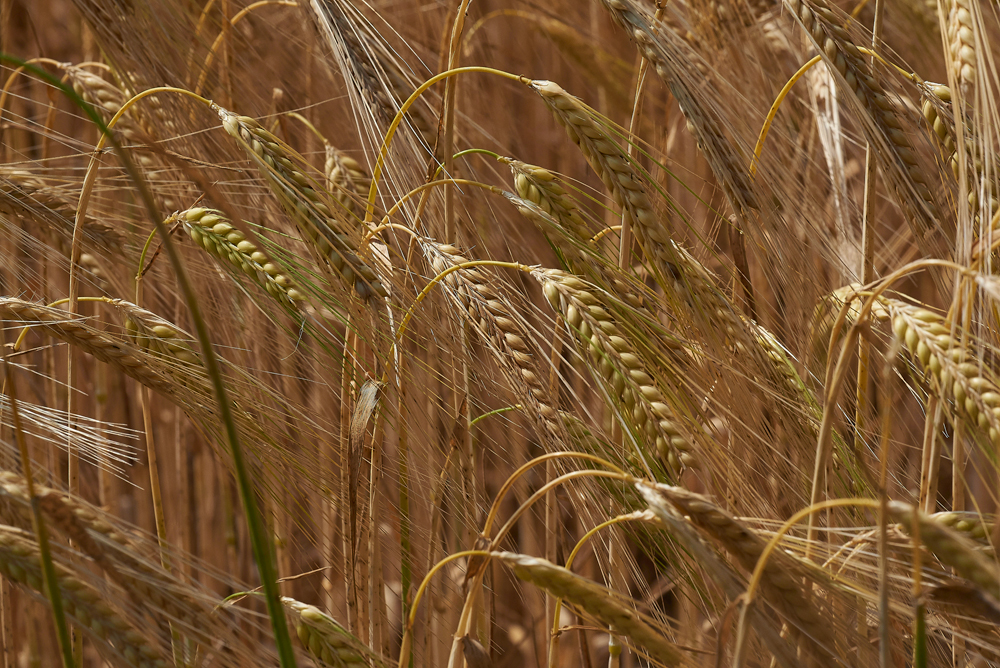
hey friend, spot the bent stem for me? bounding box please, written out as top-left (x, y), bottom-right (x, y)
top-left (364, 65), bottom-right (530, 225)
top-left (731, 497), bottom-right (879, 667)
top-left (194, 0), bottom-right (298, 96)
top-left (24, 66), bottom-right (298, 667)
top-left (548, 511), bottom-right (654, 666)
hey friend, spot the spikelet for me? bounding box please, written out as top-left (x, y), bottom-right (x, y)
top-left (179, 207), bottom-right (306, 308)
top-left (216, 107), bottom-right (387, 300)
top-left (931, 511), bottom-right (994, 554)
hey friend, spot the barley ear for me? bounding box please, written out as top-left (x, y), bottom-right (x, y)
top-left (494, 551), bottom-right (682, 667)
top-left (283, 597), bottom-right (385, 668)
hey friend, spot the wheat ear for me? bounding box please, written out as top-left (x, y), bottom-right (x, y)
top-left (0, 524), bottom-right (167, 668)
top-left (111, 299), bottom-right (201, 367)
top-left (527, 83), bottom-right (761, 352)
top-left (325, 147), bottom-right (373, 222)
top-left (283, 597), bottom-right (385, 668)
top-left (505, 159), bottom-right (593, 244)
top-left (179, 207), bottom-right (307, 308)
top-left (920, 83), bottom-right (998, 219)
top-left (0, 169), bottom-right (125, 252)
top-left (645, 483), bottom-right (837, 657)
top-left (534, 268), bottom-right (695, 474)
top-left (495, 551), bottom-right (682, 666)
top-left (63, 65), bottom-right (152, 146)
top-left (216, 107), bottom-right (387, 300)
top-left (782, 0), bottom-right (950, 259)
top-left (887, 299), bottom-right (1000, 442)
top-left (504, 192), bottom-right (648, 311)
top-left (423, 243), bottom-right (563, 440)
top-left (0, 472), bottom-right (224, 638)
top-left (890, 501), bottom-right (1000, 596)
top-left (638, 482), bottom-right (805, 668)
top-left (502, 160), bottom-right (648, 309)
top-left (947, 0), bottom-right (977, 92)
top-left (0, 297), bottom-right (183, 394)
top-left (62, 65), bottom-right (182, 210)
top-left (597, 0), bottom-right (760, 213)
top-left (314, 1), bottom-right (437, 150)
top-left (530, 80), bottom-right (674, 265)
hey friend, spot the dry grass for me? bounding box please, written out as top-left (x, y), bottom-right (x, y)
top-left (1, 0), bottom-right (1000, 666)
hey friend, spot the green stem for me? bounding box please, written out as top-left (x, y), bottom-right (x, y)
top-left (2, 342), bottom-right (75, 668)
top-left (469, 405), bottom-right (521, 428)
top-left (0, 57), bottom-right (298, 668)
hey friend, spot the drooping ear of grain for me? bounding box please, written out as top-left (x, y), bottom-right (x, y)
top-left (888, 299), bottom-right (1000, 443)
top-left (643, 483), bottom-right (840, 661)
top-left (534, 267), bottom-right (696, 476)
top-left (495, 551), bottom-right (683, 667)
top-left (422, 242), bottom-right (564, 442)
top-left (179, 207), bottom-right (307, 308)
top-left (0, 524), bottom-right (167, 668)
top-left (283, 597), bottom-right (386, 668)
top-left (217, 108), bottom-right (388, 301)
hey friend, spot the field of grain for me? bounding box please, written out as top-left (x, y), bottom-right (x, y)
top-left (0, 0), bottom-right (999, 666)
